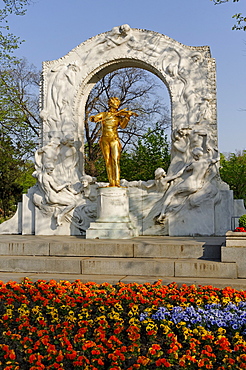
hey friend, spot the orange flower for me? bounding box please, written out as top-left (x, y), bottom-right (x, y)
top-left (137, 355), bottom-right (150, 366)
top-left (156, 358), bottom-right (172, 367)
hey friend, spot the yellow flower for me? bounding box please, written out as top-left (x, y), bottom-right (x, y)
top-left (131, 305), bottom-right (139, 312)
top-left (160, 324), bottom-right (171, 334)
top-left (235, 296), bottom-right (241, 303)
top-left (176, 321), bottom-right (186, 328)
top-left (208, 295), bottom-right (220, 304)
top-left (31, 306), bottom-right (40, 314)
top-left (114, 303), bottom-right (123, 311)
top-left (129, 317), bottom-right (140, 325)
top-left (217, 327), bottom-right (226, 335)
top-left (6, 309), bottom-right (13, 317)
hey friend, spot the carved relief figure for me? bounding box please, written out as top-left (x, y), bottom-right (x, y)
top-left (51, 62), bottom-right (80, 116)
top-left (40, 62), bottom-right (80, 133)
top-left (57, 134), bottom-right (78, 182)
top-left (34, 137), bottom-right (60, 171)
top-left (90, 97), bottom-right (138, 187)
top-left (37, 163), bottom-right (77, 226)
top-left (196, 96), bottom-right (213, 124)
top-left (167, 125), bottom-right (191, 177)
top-left (157, 146), bottom-right (220, 222)
top-left (84, 24), bottom-right (134, 65)
top-left (68, 175), bottom-right (98, 233)
top-left (125, 168), bottom-right (169, 193)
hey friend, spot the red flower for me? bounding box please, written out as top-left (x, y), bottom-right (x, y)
top-left (156, 358), bottom-right (172, 367)
top-left (234, 227), bottom-right (246, 232)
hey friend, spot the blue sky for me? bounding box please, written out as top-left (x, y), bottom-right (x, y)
top-left (6, 0), bottom-right (246, 153)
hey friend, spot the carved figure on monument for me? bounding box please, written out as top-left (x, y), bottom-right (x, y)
top-left (55, 134), bottom-right (79, 183)
top-left (36, 163), bottom-right (77, 226)
top-left (124, 168), bottom-right (169, 193)
top-left (34, 137), bottom-right (61, 171)
top-left (67, 175), bottom-right (98, 233)
top-left (196, 96), bottom-right (213, 124)
top-left (167, 125), bottom-right (191, 177)
top-left (84, 25), bottom-right (134, 65)
top-left (157, 146), bottom-right (220, 222)
top-left (90, 97), bottom-right (138, 187)
top-left (51, 62), bottom-right (80, 116)
top-left (69, 175), bottom-right (97, 202)
top-left (41, 62), bottom-right (80, 133)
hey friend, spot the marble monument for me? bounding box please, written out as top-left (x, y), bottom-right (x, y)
top-left (0, 25), bottom-right (244, 237)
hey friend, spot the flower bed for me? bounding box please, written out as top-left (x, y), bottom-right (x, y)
top-left (0, 279), bottom-right (246, 370)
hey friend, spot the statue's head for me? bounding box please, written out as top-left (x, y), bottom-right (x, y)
top-left (44, 163), bottom-right (55, 174)
top-left (61, 134), bottom-right (74, 145)
top-left (119, 24), bottom-right (131, 35)
top-left (192, 147), bottom-right (204, 160)
top-left (154, 168), bottom-right (166, 179)
top-left (108, 97), bottom-right (121, 109)
top-left (80, 175), bottom-right (93, 188)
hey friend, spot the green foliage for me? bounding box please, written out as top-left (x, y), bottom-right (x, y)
top-left (211, 0), bottom-right (246, 31)
top-left (239, 214), bottom-right (246, 229)
top-left (120, 124), bottom-right (170, 181)
top-left (0, 1), bottom-right (29, 65)
top-left (219, 151), bottom-right (246, 206)
top-left (0, 134), bottom-right (23, 220)
top-left (0, 60), bottom-right (40, 159)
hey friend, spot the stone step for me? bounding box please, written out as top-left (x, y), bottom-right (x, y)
top-left (0, 256), bottom-right (237, 279)
top-left (0, 239), bottom-right (206, 259)
top-left (81, 257), bottom-right (237, 279)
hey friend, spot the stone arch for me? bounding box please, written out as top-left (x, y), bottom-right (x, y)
top-left (40, 25), bottom-right (218, 170)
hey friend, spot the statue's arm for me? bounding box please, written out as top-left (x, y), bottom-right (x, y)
top-left (90, 112), bottom-right (104, 123)
top-left (118, 110), bottom-right (138, 129)
top-left (49, 177), bottom-right (70, 192)
top-left (119, 116), bottom-right (130, 129)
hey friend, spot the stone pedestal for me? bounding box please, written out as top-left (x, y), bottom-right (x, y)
top-left (221, 231), bottom-right (246, 278)
top-left (86, 187), bottom-right (138, 239)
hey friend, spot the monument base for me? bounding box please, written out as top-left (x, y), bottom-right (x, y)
top-left (86, 187), bottom-right (138, 239)
top-left (86, 221), bottom-right (137, 239)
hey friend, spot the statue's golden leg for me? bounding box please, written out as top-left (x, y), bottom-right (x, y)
top-left (110, 139), bottom-right (121, 187)
top-left (100, 138), bottom-right (114, 186)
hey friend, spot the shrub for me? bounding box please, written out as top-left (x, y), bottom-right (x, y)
top-left (239, 214), bottom-right (246, 229)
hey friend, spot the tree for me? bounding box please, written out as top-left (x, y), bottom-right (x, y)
top-left (211, 0), bottom-right (246, 30)
top-left (0, 1), bottom-right (38, 219)
top-left (0, 0), bottom-right (30, 65)
top-left (0, 58), bottom-right (40, 219)
top-left (120, 124), bottom-right (170, 181)
top-left (84, 67), bottom-right (170, 179)
top-left (0, 134), bottom-right (23, 220)
top-left (220, 151), bottom-right (246, 206)
top-left (0, 58), bottom-right (40, 159)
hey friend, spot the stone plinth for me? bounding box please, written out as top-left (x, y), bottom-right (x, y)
top-left (221, 231), bottom-right (246, 278)
top-left (225, 231), bottom-right (246, 247)
top-left (86, 187), bottom-right (137, 239)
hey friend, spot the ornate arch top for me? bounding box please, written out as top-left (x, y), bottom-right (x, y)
top-left (40, 25), bottom-right (217, 147)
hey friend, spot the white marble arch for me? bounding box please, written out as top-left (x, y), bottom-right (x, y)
top-left (40, 25), bottom-right (217, 171)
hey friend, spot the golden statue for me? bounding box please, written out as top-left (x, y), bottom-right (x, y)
top-left (90, 97), bottom-right (138, 187)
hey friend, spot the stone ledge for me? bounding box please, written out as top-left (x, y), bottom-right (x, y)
top-left (226, 231), bottom-right (246, 247)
